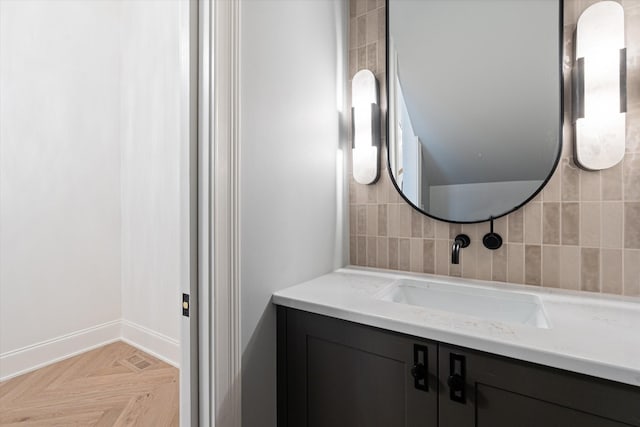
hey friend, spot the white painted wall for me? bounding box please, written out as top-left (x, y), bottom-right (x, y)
top-left (390, 0), bottom-right (560, 186)
top-left (239, 0), bottom-right (348, 425)
top-left (0, 0), bottom-right (183, 377)
top-left (429, 180), bottom-right (542, 220)
top-left (0, 0), bottom-right (122, 357)
top-left (119, 0), bottom-right (182, 361)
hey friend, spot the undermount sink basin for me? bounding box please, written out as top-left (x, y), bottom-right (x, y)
top-left (375, 279), bottom-right (551, 329)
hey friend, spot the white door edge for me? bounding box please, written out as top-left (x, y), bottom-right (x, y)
top-left (179, 0), bottom-right (200, 425)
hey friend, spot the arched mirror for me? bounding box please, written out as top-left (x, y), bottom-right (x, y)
top-left (387, 0), bottom-right (563, 223)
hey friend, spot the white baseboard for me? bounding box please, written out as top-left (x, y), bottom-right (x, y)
top-left (0, 320), bottom-right (121, 381)
top-left (0, 319), bottom-right (180, 381)
top-left (121, 319), bottom-right (180, 368)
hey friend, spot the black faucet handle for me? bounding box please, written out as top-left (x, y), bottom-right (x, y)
top-left (482, 216), bottom-right (503, 250)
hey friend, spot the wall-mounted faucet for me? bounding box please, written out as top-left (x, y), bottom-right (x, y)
top-left (451, 234), bottom-right (470, 264)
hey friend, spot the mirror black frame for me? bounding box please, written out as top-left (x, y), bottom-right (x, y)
top-left (385, 0), bottom-right (565, 224)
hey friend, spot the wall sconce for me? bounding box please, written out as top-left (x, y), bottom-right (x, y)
top-left (352, 69), bottom-right (380, 184)
top-left (573, 1), bottom-right (626, 171)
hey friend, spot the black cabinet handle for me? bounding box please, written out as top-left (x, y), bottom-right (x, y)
top-left (449, 353), bottom-right (466, 403)
top-left (411, 363), bottom-right (426, 381)
top-left (447, 373), bottom-right (464, 391)
top-left (412, 344), bottom-right (429, 392)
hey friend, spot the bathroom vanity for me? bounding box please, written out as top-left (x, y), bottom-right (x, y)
top-left (300, 0), bottom-right (640, 423)
top-left (273, 268), bottom-right (640, 427)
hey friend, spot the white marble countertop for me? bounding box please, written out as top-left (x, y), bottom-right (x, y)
top-left (272, 267), bottom-right (640, 387)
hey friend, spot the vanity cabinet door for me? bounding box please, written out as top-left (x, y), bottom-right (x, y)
top-left (278, 307), bottom-right (438, 427)
top-left (438, 344), bottom-right (640, 427)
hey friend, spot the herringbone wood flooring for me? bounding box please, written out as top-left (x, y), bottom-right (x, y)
top-left (0, 341), bottom-right (179, 426)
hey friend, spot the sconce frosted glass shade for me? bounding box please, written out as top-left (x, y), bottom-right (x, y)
top-left (352, 70), bottom-right (380, 184)
top-left (574, 1), bottom-right (626, 171)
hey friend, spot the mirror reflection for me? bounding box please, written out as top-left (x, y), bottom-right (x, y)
top-left (388, 0), bottom-right (562, 223)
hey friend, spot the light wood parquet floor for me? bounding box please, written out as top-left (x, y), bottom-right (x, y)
top-left (0, 341), bottom-right (179, 426)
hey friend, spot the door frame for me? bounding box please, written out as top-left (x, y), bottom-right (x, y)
top-left (197, 0), bottom-right (243, 425)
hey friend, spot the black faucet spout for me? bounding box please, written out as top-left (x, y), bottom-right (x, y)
top-left (451, 234), bottom-right (471, 264)
top-left (452, 241), bottom-right (461, 264)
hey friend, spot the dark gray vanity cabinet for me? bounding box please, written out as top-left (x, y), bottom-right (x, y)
top-left (277, 307), bottom-right (438, 427)
top-left (438, 344), bottom-right (640, 427)
top-left (277, 307), bottom-right (640, 427)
